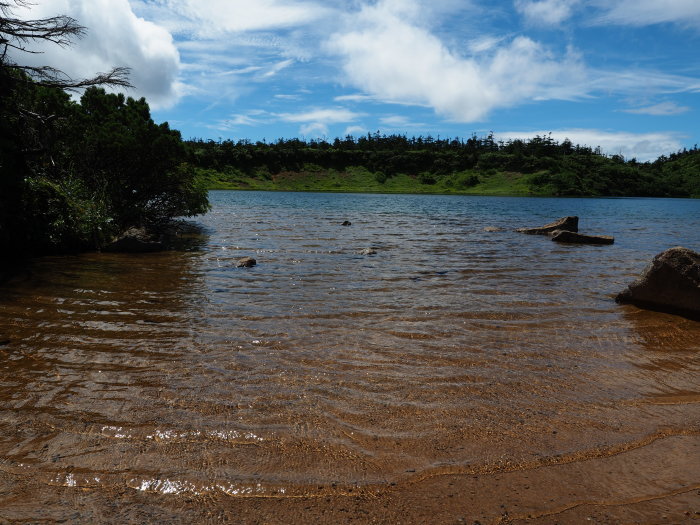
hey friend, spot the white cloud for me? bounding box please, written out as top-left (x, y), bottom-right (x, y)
top-left (334, 94), bottom-right (376, 103)
top-left (11, 0), bottom-right (181, 108)
top-left (276, 107), bottom-right (365, 139)
top-left (623, 102), bottom-right (691, 116)
top-left (260, 59), bottom-right (295, 79)
top-left (131, 0), bottom-right (331, 36)
top-left (327, 0), bottom-right (587, 123)
top-left (277, 108), bottom-right (362, 124)
top-left (380, 115), bottom-right (426, 128)
top-left (593, 0), bottom-right (700, 27)
top-left (128, 1), bottom-right (333, 103)
top-left (274, 94), bottom-right (303, 100)
top-left (226, 114), bottom-right (265, 126)
top-left (344, 125), bottom-right (368, 136)
top-left (587, 69), bottom-right (700, 100)
top-left (467, 36), bottom-right (508, 54)
top-left (300, 122), bottom-right (330, 138)
top-left (515, 0), bottom-right (579, 26)
top-left (496, 129), bottom-right (685, 161)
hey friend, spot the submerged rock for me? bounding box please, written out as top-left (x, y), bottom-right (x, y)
top-left (236, 257), bottom-right (257, 268)
top-left (551, 230), bottom-right (614, 245)
top-left (103, 227), bottom-right (163, 253)
top-left (616, 246), bottom-right (700, 319)
top-left (359, 248), bottom-right (377, 255)
top-left (483, 226), bottom-right (505, 232)
top-left (341, 221), bottom-right (352, 226)
top-left (516, 216), bottom-right (579, 235)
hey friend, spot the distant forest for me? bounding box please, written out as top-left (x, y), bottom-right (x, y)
top-left (187, 134), bottom-right (700, 198)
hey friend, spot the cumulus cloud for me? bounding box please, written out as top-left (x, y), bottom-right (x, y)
top-left (623, 102), bottom-right (691, 116)
top-left (515, 0), bottom-right (579, 26)
top-left (593, 0), bottom-right (700, 27)
top-left (496, 129), bottom-right (685, 161)
top-left (11, 0), bottom-right (181, 108)
top-left (327, 0), bottom-right (587, 123)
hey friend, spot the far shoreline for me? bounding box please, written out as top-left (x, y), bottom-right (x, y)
top-left (205, 186), bottom-right (700, 200)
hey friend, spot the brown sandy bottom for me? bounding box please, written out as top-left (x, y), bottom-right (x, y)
top-left (0, 434), bottom-right (699, 523)
top-left (2, 194), bottom-right (700, 523)
top-left (1, 259), bottom-right (699, 524)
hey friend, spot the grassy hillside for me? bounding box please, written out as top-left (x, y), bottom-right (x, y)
top-left (188, 135), bottom-right (700, 198)
top-left (196, 165), bottom-right (549, 196)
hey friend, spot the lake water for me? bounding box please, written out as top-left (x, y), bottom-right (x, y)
top-left (1, 191), bottom-right (699, 522)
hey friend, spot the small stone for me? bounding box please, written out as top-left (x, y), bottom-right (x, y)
top-left (359, 248), bottom-right (377, 255)
top-left (341, 220), bottom-right (352, 226)
top-left (236, 257), bottom-right (257, 268)
top-left (483, 226), bottom-right (504, 232)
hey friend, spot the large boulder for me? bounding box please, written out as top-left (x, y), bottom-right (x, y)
top-left (103, 227), bottom-right (163, 253)
top-left (551, 230), bottom-right (614, 245)
top-left (616, 247), bottom-right (700, 319)
top-left (516, 216), bottom-right (578, 235)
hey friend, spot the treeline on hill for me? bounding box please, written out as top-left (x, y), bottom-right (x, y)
top-left (186, 134), bottom-right (700, 198)
top-left (0, 1), bottom-right (208, 260)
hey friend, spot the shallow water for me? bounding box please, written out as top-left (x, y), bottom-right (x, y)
top-left (1, 192), bottom-right (699, 522)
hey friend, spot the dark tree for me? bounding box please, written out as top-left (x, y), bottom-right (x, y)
top-left (0, 0), bottom-right (130, 90)
top-left (1, 2), bottom-right (208, 258)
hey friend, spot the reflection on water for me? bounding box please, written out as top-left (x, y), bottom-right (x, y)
top-left (0, 192), bottom-right (699, 520)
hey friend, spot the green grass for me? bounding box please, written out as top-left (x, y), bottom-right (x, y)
top-left (197, 166), bottom-right (550, 196)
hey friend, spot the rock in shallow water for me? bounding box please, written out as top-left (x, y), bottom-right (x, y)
top-left (103, 227), bottom-right (163, 253)
top-left (516, 216), bottom-right (579, 235)
top-left (616, 246), bottom-right (700, 319)
top-left (359, 248), bottom-right (377, 255)
top-left (551, 230), bottom-right (614, 245)
top-left (236, 257), bottom-right (257, 268)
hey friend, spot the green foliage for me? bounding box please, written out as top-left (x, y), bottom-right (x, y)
top-left (187, 134), bottom-right (699, 198)
top-left (22, 176), bottom-right (113, 251)
top-left (0, 81), bottom-right (209, 256)
top-left (68, 88), bottom-right (210, 227)
top-left (456, 173), bottom-right (480, 188)
top-left (418, 172), bottom-right (437, 185)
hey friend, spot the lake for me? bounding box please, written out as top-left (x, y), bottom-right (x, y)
top-left (1, 191), bottom-right (699, 522)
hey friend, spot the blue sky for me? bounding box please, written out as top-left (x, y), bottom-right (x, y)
top-left (15, 0), bottom-right (700, 160)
